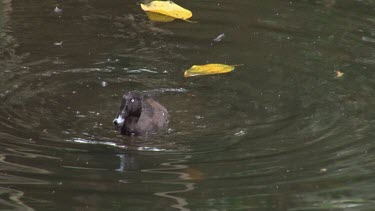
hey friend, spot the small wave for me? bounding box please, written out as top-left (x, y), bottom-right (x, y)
top-left (66, 138), bottom-right (169, 152)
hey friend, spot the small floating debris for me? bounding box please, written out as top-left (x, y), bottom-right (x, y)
top-left (213, 33), bottom-right (225, 42)
top-left (335, 70), bottom-right (344, 78)
top-left (101, 81), bottom-right (107, 87)
top-left (53, 41), bottom-right (63, 46)
top-left (234, 130), bottom-right (246, 136)
top-left (54, 6), bottom-right (63, 13)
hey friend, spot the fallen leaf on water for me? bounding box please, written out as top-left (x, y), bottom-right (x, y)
top-left (335, 70), bottom-right (344, 78)
top-left (141, 1), bottom-right (192, 22)
top-left (144, 11), bottom-right (175, 22)
top-left (184, 64), bottom-right (237, 77)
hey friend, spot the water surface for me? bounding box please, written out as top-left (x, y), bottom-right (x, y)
top-left (1, 0), bottom-right (375, 210)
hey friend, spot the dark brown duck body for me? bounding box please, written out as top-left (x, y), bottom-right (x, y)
top-left (113, 92), bottom-right (168, 136)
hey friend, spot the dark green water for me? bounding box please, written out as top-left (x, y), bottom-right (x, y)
top-left (1, 0), bottom-right (375, 210)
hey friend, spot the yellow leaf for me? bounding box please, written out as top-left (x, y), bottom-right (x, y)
top-left (145, 11), bottom-right (175, 22)
top-left (141, 1), bottom-right (192, 21)
top-left (184, 64), bottom-right (235, 77)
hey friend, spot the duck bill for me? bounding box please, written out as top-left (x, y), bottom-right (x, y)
top-left (113, 115), bottom-right (125, 129)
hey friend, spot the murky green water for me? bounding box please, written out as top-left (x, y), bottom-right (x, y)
top-left (1, 0), bottom-right (375, 210)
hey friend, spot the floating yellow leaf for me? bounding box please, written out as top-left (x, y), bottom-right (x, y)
top-left (145, 11), bottom-right (175, 22)
top-left (141, 1), bottom-right (192, 21)
top-left (184, 64), bottom-right (235, 77)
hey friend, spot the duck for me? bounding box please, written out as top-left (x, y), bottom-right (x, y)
top-left (113, 91), bottom-right (168, 136)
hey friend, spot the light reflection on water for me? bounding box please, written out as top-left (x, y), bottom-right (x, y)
top-left (1, 0), bottom-right (375, 210)
top-left (129, 155), bottom-right (195, 211)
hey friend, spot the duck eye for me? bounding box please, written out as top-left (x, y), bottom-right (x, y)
top-left (131, 99), bottom-right (135, 103)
